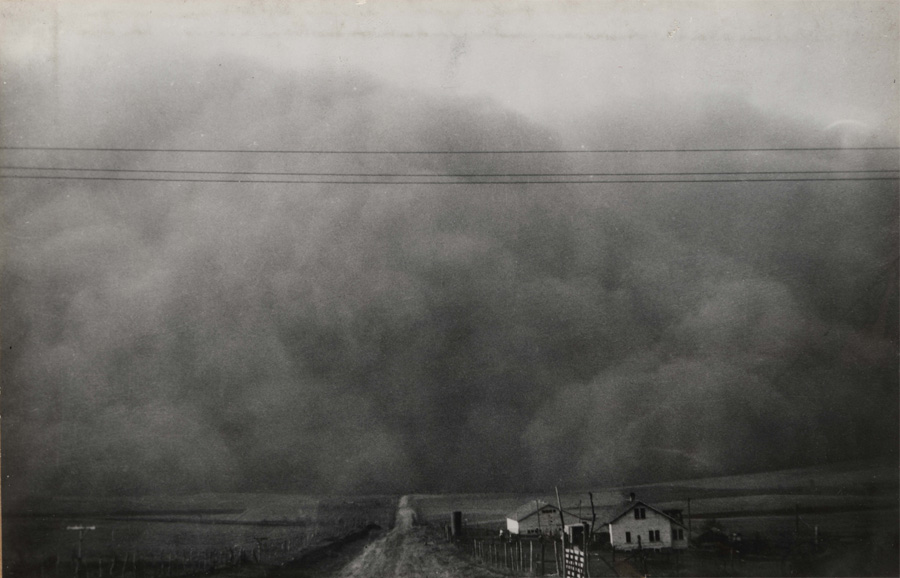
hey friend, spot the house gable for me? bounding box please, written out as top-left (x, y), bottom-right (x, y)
top-left (606, 500), bottom-right (689, 551)
top-left (606, 500), bottom-right (687, 528)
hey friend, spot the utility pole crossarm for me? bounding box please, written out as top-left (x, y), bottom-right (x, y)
top-left (66, 526), bottom-right (96, 560)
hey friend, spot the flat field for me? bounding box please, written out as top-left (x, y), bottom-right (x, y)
top-left (4, 459), bottom-right (897, 577)
top-left (414, 459), bottom-right (898, 529)
top-left (3, 494), bottom-right (396, 577)
top-left (411, 459), bottom-right (899, 577)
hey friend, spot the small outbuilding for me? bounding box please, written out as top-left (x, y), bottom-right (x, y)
top-left (506, 500), bottom-right (589, 536)
top-left (605, 497), bottom-right (688, 551)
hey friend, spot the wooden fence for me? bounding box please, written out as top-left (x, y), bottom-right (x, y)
top-left (471, 537), bottom-right (546, 575)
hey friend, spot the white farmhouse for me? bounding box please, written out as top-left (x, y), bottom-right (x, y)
top-left (606, 498), bottom-right (688, 551)
top-left (506, 500), bottom-right (589, 536)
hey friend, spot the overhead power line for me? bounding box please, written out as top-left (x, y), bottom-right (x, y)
top-left (2, 146), bottom-right (899, 154)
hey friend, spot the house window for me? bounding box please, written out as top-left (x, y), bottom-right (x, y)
top-left (648, 530), bottom-right (660, 542)
top-left (625, 531), bottom-right (631, 544)
top-left (674, 529), bottom-right (684, 540)
top-left (633, 507), bottom-right (646, 520)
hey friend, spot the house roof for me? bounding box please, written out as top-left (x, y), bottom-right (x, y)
top-left (507, 500), bottom-right (551, 522)
top-left (506, 500), bottom-right (587, 523)
top-left (604, 500), bottom-right (687, 528)
top-left (590, 505), bottom-right (624, 526)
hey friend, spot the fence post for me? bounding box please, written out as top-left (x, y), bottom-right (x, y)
top-left (541, 539), bottom-right (545, 576)
top-left (554, 540), bottom-right (560, 577)
top-left (584, 526), bottom-right (590, 577)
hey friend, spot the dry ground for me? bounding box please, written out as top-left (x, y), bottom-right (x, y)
top-left (337, 496), bottom-right (500, 578)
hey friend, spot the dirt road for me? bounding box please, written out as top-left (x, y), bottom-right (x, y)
top-left (337, 496), bottom-right (499, 578)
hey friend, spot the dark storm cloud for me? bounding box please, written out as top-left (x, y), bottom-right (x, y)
top-left (1, 58), bottom-right (897, 499)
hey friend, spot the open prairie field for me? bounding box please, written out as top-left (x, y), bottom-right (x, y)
top-left (411, 459), bottom-right (899, 577)
top-left (5, 460), bottom-right (897, 577)
top-left (2, 494), bottom-right (396, 578)
top-left (415, 459), bottom-right (898, 526)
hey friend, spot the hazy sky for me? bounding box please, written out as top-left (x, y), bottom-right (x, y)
top-left (1, 1), bottom-right (898, 498)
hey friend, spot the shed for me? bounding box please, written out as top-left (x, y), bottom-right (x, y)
top-left (506, 500), bottom-right (589, 536)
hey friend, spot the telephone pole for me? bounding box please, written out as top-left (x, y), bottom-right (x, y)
top-left (66, 526), bottom-right (96, 560)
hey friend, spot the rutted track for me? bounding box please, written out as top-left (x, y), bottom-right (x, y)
top-left (336, 496), bottom-right (499, 578)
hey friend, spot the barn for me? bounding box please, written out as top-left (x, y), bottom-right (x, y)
top-left (605, 497), bottom-right (688, 551)
top-left (506, 500), bottom-right (589, 536)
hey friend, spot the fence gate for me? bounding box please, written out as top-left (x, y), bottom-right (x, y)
top-left (564, 546), bottom-right (586, 578)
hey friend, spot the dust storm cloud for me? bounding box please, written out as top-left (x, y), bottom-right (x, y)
top-left (1, 57), bottom-right (897, 498)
